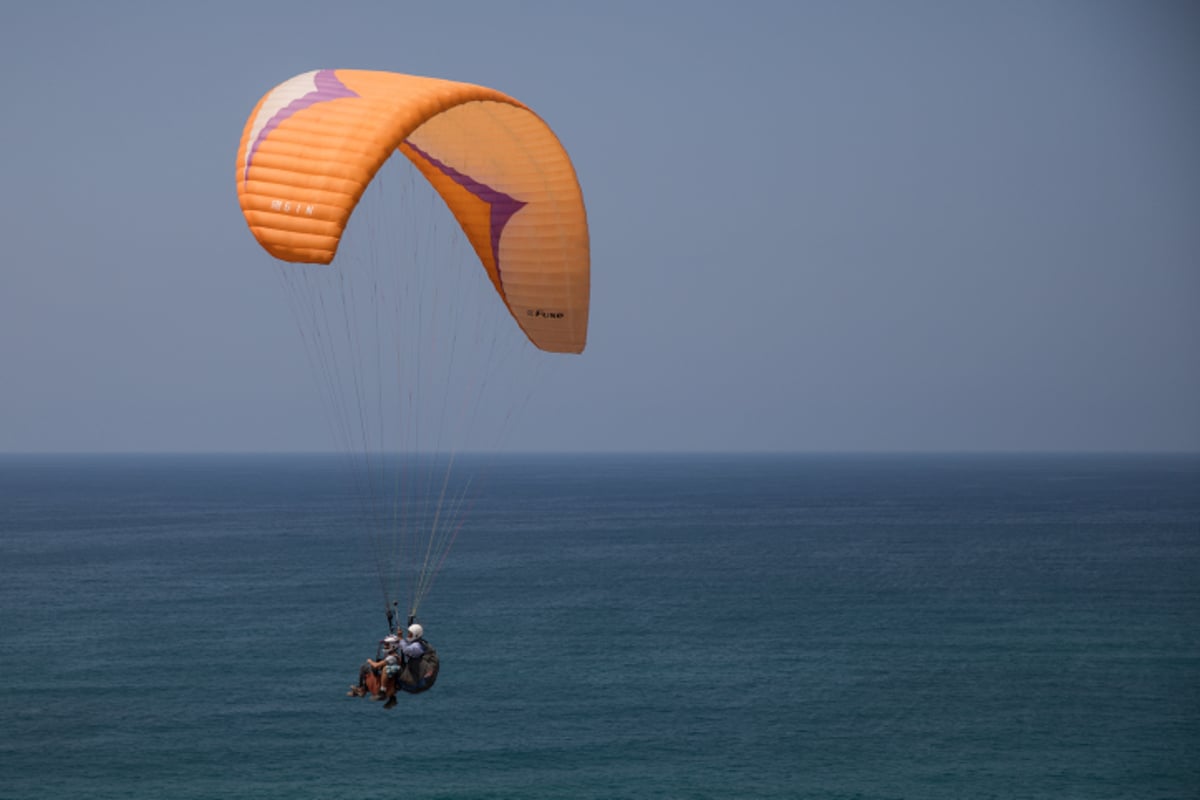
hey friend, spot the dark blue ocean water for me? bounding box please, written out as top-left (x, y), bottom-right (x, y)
top-left (1, 454), bottom-right (1197, 799)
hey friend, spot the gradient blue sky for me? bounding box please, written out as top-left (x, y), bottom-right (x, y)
top-left (1, 1), bottom-right (1196, 453)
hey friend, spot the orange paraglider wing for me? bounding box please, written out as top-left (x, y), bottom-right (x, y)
top-left (236, 69), bottom-right (589, 354)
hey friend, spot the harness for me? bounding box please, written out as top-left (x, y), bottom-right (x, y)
top-left (397, 638), bottom-right (439, 694)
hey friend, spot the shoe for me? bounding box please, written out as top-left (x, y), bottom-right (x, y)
top-left (383, 696), bottom-right (397, 709)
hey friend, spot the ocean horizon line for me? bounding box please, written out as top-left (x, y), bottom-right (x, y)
top-left (2, 449), bottom-right (1198, 459)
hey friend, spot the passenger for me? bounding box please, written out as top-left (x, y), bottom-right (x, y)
top-left (366, 653), bottom-right (403, 708)
top-left (347, 634), bottom-right (399, 698)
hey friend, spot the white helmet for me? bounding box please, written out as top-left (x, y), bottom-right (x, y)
top-left (407, 623), bottom-right (424, 640)
top-left (383, 635), bottom-right (399, 646)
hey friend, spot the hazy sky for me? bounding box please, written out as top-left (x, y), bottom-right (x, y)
top-left (1, 1), bottom-right (1196, 453)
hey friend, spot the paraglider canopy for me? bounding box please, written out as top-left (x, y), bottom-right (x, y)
top-left (237, 68), bottom-right (590, 354)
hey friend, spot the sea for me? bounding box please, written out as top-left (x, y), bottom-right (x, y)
top-left (0, 453), bottom-right (1197, 799)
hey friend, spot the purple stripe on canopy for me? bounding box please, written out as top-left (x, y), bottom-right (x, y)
top-left (244, 70), bottom-right (358, 185)
top-left (403, 140), bottom-right (527, 281)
